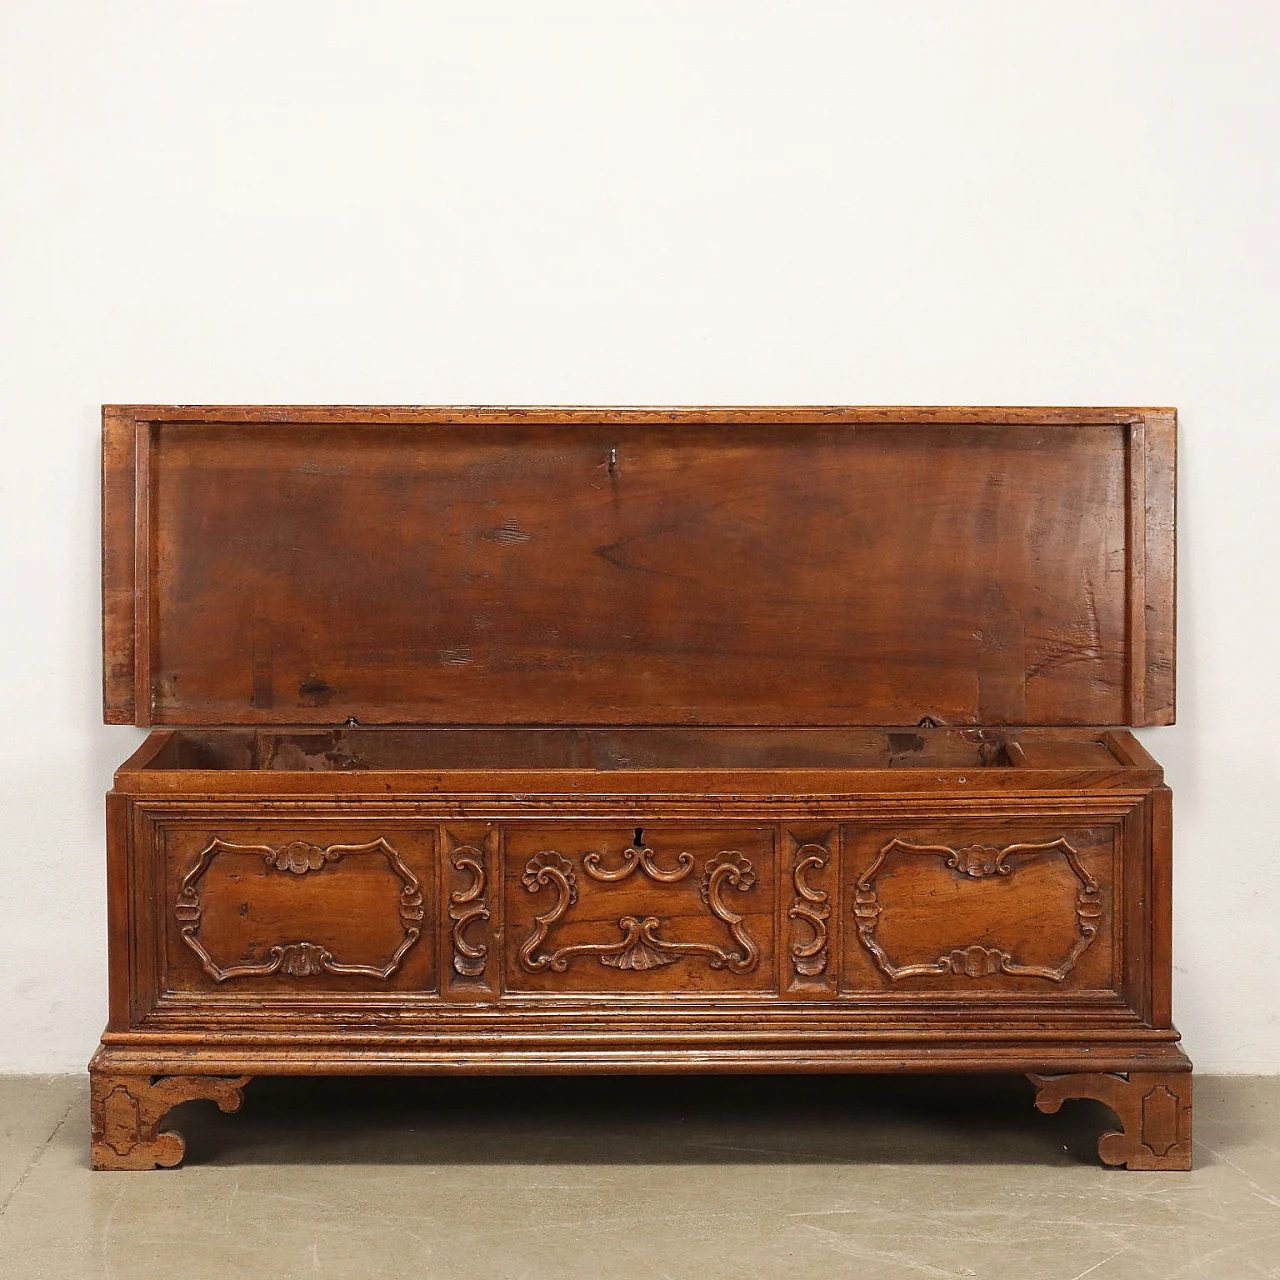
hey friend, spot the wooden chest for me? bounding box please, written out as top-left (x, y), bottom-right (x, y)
top-left (91, 405), bottom-right (1190, 1170)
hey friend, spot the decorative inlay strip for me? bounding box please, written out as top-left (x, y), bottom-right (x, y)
top-left (175, 837), bottom-right (424, 982)
top-left (855, 837), bottom-right (1101, 982)
top-left (788, 841), bottom-right (831, 977)
top-left (448, 843), bottom-right (490, 977)
top-left (518, 848), bottom-right (759, 975)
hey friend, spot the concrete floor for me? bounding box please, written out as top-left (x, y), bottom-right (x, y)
top-left (0, 1074), bottom-right (1276, 1279)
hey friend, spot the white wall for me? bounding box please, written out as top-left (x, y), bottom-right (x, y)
top-left (1, 0), bottom-right (1277, 1073)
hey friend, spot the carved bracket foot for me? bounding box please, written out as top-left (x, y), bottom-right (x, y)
top-left (90, 1072), bottom-right (252, 1170)
top-left (1028, 1071), bottom-right (1192, 1170)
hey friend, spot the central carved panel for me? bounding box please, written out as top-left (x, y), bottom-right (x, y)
top-left (502, 826), bottom-right (776, 993)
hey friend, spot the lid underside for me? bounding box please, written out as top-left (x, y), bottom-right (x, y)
top-left (102, 406), bottom-right (1175, 728)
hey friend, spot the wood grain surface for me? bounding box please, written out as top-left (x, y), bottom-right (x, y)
top-left (93, 407), bottom-right (1187, 1170)
top-left (102, 406), bottom-right (1175, 728)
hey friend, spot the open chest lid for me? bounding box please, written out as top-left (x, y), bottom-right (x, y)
top-left (102, 406), bottom-right (1174, 729)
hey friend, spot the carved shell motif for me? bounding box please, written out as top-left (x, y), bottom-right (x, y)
top-left (946, 845), bottom-right (1006, 878)
top-left (267, 841), bottom-right (338, 874)
top-left (522, 850), bottom-right (578, 904)
top-left (599, 917), bottom-right (679, 970)
top-left (699, 850), bottom-right (756, 902)
top-left (274, 942), bottom-right (333, 976)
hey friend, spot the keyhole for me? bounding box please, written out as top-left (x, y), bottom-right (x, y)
top-left (633, 827), bottom-right (644, 847)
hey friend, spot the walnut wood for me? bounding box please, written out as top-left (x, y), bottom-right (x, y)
top-left (110, 726), bottom-right (1162, 799)
top-left (88, 1071), bottom-right (250, 1170)
top-left (101, 407), bottom-right (138, 724)
top-left (94, 407), bottom-right (1188, 1170)
top-left (102, 406), bottom-right (1175, 729)
top-left (1028, 1071), bottom-right (1192, 1170)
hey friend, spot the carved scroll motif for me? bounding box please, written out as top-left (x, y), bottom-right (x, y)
top-left (518, 847), bottom-right (759, 975)
top-left (788, 841), bottom-right (832, 977)
top-left (176, 837), bottom-right (424, 982)
top-left (1028, 1072), bottom-right (1193, 1170)
top-left (854, 837), bottom-right (1102, 982)
top-left (90, 1073), bottom-right (252, 1170)
top-left (517, 850), bottom-right (579, 973)
top-left (584, 843), bottom-right (694, 883)
top-left (448, 843), bottom-right (490, 977)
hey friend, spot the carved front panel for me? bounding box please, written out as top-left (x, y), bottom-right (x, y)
top-left (443, 826), bottom-right (498, 996)
top-left (841, 820), bottom-right (1118, 995)
top-left (503, 826), bottom-right (776, 993)
top-left (785, 828), bottom-right (836, 995)
top-left (161, 823), bottom-right (437, 995)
